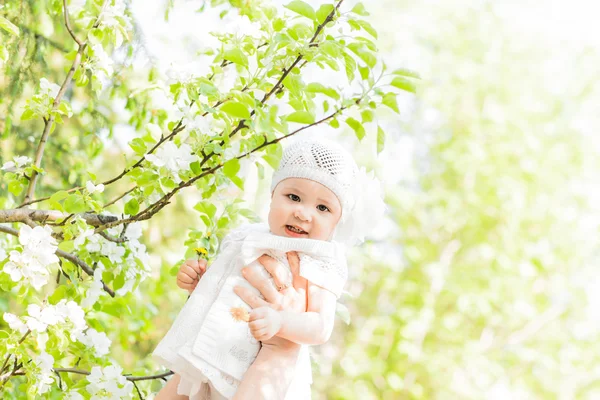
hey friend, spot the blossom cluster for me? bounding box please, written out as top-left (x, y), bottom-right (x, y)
top-left (3, 225), bottom-right (59, 290)
top-left (146, 142), bottom-right (197, 183)
top-left (86, 364), bottom-right (134, 399)
top-left (75, 222), bottom-right (151, 301)
top-left (3, 300), bottom-right (86, 337)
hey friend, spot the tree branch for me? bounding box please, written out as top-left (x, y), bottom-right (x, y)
top-left (0, 209), bottom-right (117, 226)
top-left (21, 0), bottom-right (110, 206)
top-left (53, 368), bottom-right (173, 382)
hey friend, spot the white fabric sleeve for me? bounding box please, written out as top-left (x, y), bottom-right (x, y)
top-left (298, 254), bottom-right (348, 298)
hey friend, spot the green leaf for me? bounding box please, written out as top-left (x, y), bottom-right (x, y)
top-left (224, 48), bottom-right (248, 67)
top-left (377, 125), bottom-right (385, 153)
top-left (346, 117), bottom-right (365, 141)
top-left (263, 154), bottom-right (280, 170)
top-left (306, 83), bottom-right (340, 100)
top-left (20, 108), bottom-right (36, 121)
top-left (361, 110), bottom-right (374, 123)
top-left (223, 158), bottom-right (241, 179)
top-left (289, 23), bottom-right (312, 40)
top-left (316, 4), bottom-right (334, 24)
top-left (129, 138), bottom-right (147, 155)
top-left (392, 68), bottom-right (421, 79)
top-left (0, 16), bottom-right (20, 36)
top-left (357, 20), bottom-right (377, 38)
top-left (124, 198), bottom-right (139, 215)
top-left (391, 77), bottom-right (417, 93)
top-left (343, 53), bottom-right (357, 83)
top-left (64, 194), bottom-right (87, 214)
top-left (285, 111), bottom-right (315, 124)
top-left (220, 102), bottom-right (251, 119)
top-left (284, 1), bottom-right (316, 20)
top-left (356, 49), bottom-right (377, 68)
top-left (351, 3), bottom-right (369, 16)
top-left (194, 201), bottom-right (217, 219)
top-left (8, 180), bottom-right (24, 196)
top-left (58, 101), bottom-right (73, 117)
top-left (320, 41), bottom-right (341, 58)
top-left (382, 93), bottom-right (400, 113)
top-left (283, 74), bottom-right (303, 98)
top-left (230, 175), bottom-right (244, 190)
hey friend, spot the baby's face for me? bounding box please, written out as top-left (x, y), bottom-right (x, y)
top-left (268, 178), bottom-right (342, 241)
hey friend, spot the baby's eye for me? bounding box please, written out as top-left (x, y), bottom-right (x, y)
top-left (317, 204), bottom-right (330, 212)
top-left (287, 194), bottom-right (301, 202)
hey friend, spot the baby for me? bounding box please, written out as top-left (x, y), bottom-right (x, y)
top-left (154, 139), bottom-right (380, 399)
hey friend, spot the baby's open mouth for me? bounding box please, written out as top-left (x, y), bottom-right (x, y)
top-left (286, 225), bottom-right (307, 234)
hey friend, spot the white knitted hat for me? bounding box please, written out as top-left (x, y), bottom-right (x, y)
top-left (270, 139), bottom-right (358, 216)
top-left (270, 139), bottom-right (385, 245)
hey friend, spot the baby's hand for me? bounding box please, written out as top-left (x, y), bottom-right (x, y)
top-left (249, 307), bottom-right (282, 342)
top-left (177, 259), bottom-right (207, 293)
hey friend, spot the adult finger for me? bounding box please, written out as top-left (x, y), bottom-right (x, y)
top-left (259, 255), bottom-right (292, 291)
top-left (286, 251), bottom-right (300, 277)
top-left (233, 286), bottom-right (271, 309)
top-left (242, 266), bottom-right (281, 304)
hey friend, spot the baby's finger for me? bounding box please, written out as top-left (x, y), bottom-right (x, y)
top-left (183, 259), bottom-right (203, 275)
top-left (178, 265), bottom-right (199, 283)
top-left (248, 307), bottom-right (268, 322)
top-left (197, 259), bottom-right (207, 273)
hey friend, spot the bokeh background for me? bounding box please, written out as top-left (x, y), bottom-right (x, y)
top-left (2, 0), bottom-right (600, 398)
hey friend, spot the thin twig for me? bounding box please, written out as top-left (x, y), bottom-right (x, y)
top-left (103, 187), bottom-right (136, 209)
top-left (63, 0), bottom-right (83, 46)
top-left (98, 231), bottom-right (128, 243)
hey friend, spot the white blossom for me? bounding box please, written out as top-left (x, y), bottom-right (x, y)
top-left (125, 222), bottom-right (142, 240)
top-left (115, 265), bottom-right (138, 296)
top-left (81, 267), bottom-right (105, 308)
top-left (32, 352), bottom-right (54, 395)
top-left (1, 155), bottom-right (32, 171)
top-left (3, 225), bottom-right (59, 290)
top-left (39, 78), bottom-right (61, 99)
top-left (3, 312), bottom-right (28, 334)
top-left (86, 180), bottom-right (105, 194)
top-left (78, 328), bottom-right (111, 356)
top-left (74, 228), bottom-right (94, 248)
top-left (0, 247), bottom-right (6, 261)
top-left (54, 300), bottom-right (87, 340)
top-left (87, 364), bottom-right (133, 399)
top-left (101, 241), bottom-right (125, 264)
top-left (86, 233), bottom-right (103, 253)
top-left (68, 0), bottom-right (86, 13)
top-left (64, 391), bottom-right (85, 400)
top-left (37, 332), bottom-right (49, 351)
top-left (145, 142), bottom-right (197, 182)
top-left (24, 304), bottom-right (62, 333)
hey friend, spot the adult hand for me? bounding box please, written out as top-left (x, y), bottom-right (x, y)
top-left (234, 252), bottom-right (307, 315)
top-left (176, 259), bottom-right (207, 293)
